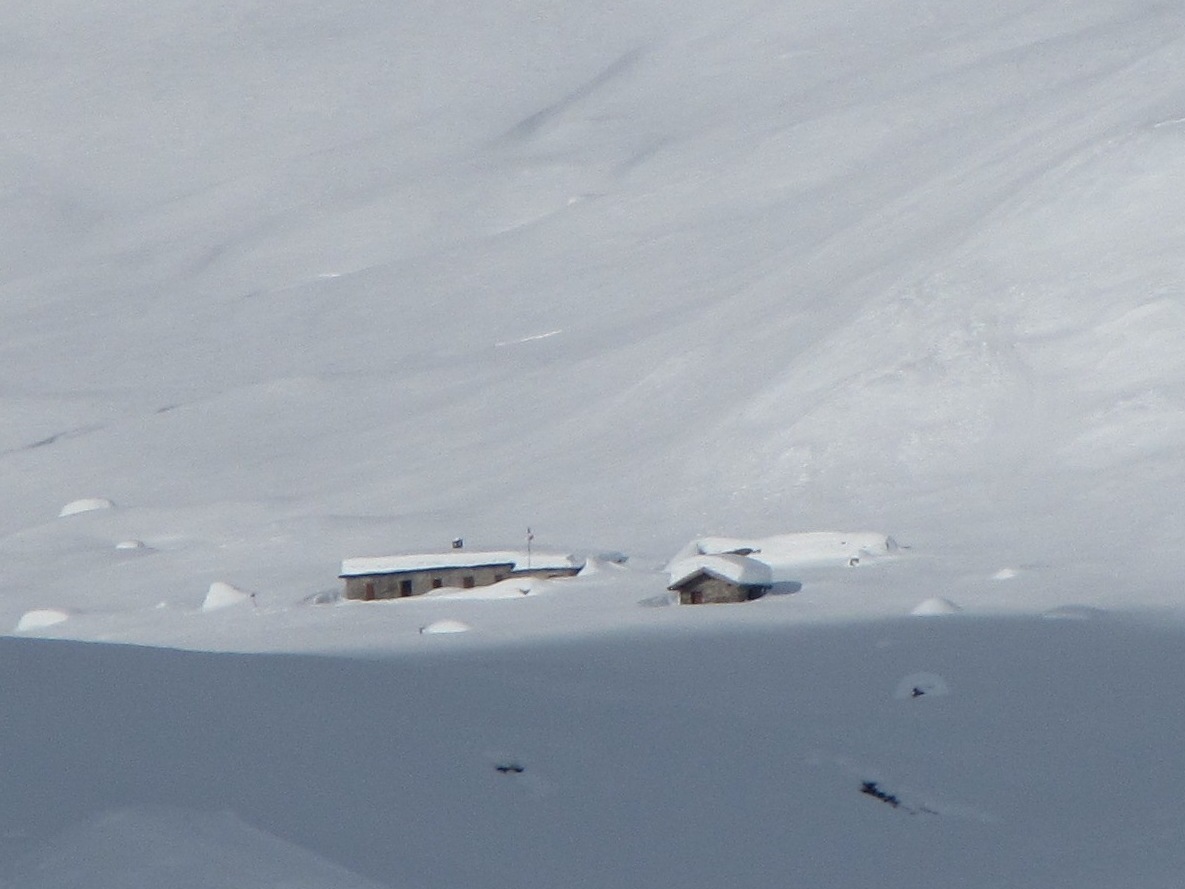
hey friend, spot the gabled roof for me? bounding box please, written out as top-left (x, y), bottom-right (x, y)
top-left (667, 553), bottom-right (772, 590)
top-left (340, 550), bottom-right (582, 578)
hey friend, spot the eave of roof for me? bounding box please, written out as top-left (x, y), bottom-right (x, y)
top-left (340, 550), bottom-right (580, 578)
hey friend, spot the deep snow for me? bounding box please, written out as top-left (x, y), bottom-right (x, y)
top-left (4, 0), bottom-right (1185, 884)
top-left (6, 615), bottom-right (1185, 889)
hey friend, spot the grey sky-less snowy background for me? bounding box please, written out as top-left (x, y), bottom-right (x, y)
top-left (4, 0), bottom-right (1185, 885)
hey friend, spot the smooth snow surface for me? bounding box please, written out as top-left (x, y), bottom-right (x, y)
top-left (911, 597), bottom-right (964, 616)
top-left (3, 0), bottom-right (1185, 638)
top-left (5, 0), bottom-right (1185, 885)
top-left (6, 807), bottom-right (389, 889)
top-left (4, 620), bottom-right (1185, 889)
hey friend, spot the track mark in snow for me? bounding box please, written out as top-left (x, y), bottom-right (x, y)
top-left (495, 329), bottom-right (563, 347)
top-left (813, 754), bottom-right (995, 823)
top-left (2, 424), bottom-right (105, 456)
top-left (484, 752), bottom-right (551, 797)
top-left (504, 47), bottom-right (645, 140)
top-left (894, 672), bottom-right (951, 700)
top-left (860, 780), bottom-right (935, 815)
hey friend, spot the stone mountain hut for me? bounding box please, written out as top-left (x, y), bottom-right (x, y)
top-left (667, 553), bottom-right (773, 605)
top-left (340, 550), bottom-right (584, 600)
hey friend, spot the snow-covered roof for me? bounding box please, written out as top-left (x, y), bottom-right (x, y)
top-left (667, 554), bottom-right (773, 590)
top-left (340, 550), bottom-right (581, 577)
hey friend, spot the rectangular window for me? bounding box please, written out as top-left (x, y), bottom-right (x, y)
top-left (432, 578), bottom-right (443, 590)
top-left (463, 576), bottom-right (475, 589)
top-left (400, 579), bottom-right (413, 597)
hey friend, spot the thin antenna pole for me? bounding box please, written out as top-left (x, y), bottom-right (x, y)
top-left (526, 527), bottom-right (533, 570)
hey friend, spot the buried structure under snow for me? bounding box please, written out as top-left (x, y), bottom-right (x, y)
top-left (339, 550), bottom-right (584, 600)
top-left (667, 554), bottom-right (773, 605)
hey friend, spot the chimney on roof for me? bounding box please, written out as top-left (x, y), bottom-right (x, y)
top-left (452, 538), bottom-right (463, 549)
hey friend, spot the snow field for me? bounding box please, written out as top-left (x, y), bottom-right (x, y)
top-left (4, 0), bottom-right (1185, 884)
top-left (5, 614), bottom-right (1185, 888)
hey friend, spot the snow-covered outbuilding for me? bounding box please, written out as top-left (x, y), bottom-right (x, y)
top-left (667, 554), bottom-right (773, 605)
top-left (339, 550), bottom-right (584, 600)
top-left (670, 531), bottom-right (898, 569)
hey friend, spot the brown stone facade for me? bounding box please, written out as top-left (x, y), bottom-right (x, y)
top-left (344, 563), bottom-right (514, 600)
top-left (675, 575), bottom-right (768, 605)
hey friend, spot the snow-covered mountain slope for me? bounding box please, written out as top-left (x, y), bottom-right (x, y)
top-left (5, 1), bottom-right (1185, 884)
top-left (4, 0), bottom-right (1185, 640)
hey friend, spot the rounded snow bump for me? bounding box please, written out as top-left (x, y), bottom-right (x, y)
top-left (58, 497), bottom-right (115, 518)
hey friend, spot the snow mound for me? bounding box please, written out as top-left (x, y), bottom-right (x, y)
top-left (671, 532), bottom-right (898, 575)
top-left (201, 582), bottom-right (253, 612)
top-left (14, 608), bottom-right (70, 632)
top-left (58, 497), bottom-right (115, 518)
top-left (8, 806), bottom-right (387, 889)
top-left (894, 672), bottom-right (951, 699)
top-left (303, 589), bottom-right (340, 606)
top-left (992, 568), bottom-right (1020, 580)
top-left (911, 597), bottom-right (963, 616)
top-left (420, 619), bottom-right (472, 635)
top-left (426, 577), bottom-right (540, 599)
top-left (115, 539), bottom-right (147, 550)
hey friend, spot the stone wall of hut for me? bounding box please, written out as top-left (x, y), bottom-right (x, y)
top-left (345, 564), bottom-right (513, 600)
top-left (678, 577), bottom-right (767, 605)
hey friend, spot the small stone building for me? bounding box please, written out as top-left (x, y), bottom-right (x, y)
top-left (667, 553), bottom-right (772, 605)
top-left (340, 550), bottom-right (583, 600)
